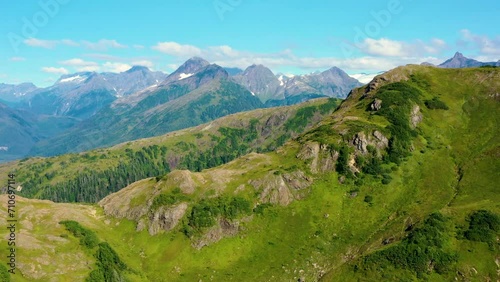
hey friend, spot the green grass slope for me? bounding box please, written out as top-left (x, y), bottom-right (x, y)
top-left (0, 66), bottom-right (498, 281)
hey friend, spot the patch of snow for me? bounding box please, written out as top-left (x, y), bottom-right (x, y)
top-left (156, 79), bottom-right (159, 83)
top-left (250, 91), bottom-right (255, 96)
top-left (178, 73), bottom-right (194, 80)
top-left (59, 75), bottom-right (86, 83)
top-left (278, 75), bottom-right (284, 86)
top-left (113, 87), bottom-right (117, 92)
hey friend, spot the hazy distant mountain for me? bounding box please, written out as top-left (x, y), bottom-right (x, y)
top-left (437, 52), bottom-right (500, 68)
top-left (224, 67), bottom-right (244, 76)
top-left (20, 66), bottom-right (167, 119)
top-left (233, 65), bottom-right (362, 105)
top-left (0, 102), bottom-right (78, 162)
top-left (29, 62), bottom-right (263, 156)
top-left (233, 64), bottom-right (285, 102)
top-left (283, 67), bottom-right (363, 98)
top-left (159, 57), bottom-right (211, 86)
top-left (0, 82), bottom-right (38, 104)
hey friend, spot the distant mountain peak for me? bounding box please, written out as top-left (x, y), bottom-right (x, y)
top-left (453, 51), bottom-right (464, 59)
top-left (242, 64), bottom-right (275, 76)
top-left (126, 65), bottom-right (150, 73)
top-left (439, 52), bottom-right (499, 68)
top-left (175, 57), bottom-right (210, 74)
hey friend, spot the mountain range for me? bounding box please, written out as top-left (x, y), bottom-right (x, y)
top-left (424, 51), bottom-right (500, 68)
top-left (0, 57), bottom-right (362, 161)
top-left (1, 52), bottom-right (498, 162)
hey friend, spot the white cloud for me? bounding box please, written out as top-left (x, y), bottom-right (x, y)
top-left (59, 58), bottom-right (100, 72)
top-left (459, 29), bottom-right (500, 56)
top-left (24, 38), bottom-right (58, 48)
top-left (82, 39), bottom-right (127, 51)
top-left (10, 57), bottom-right (26, 61)
top-left (42, 67), bottom-right (69, 74)
top-left (131, 60), bottom-right (154, 68)
top-left (360, 38), bottom-right (406, 57)
top-left (24, 38), bottom-right (80, 49)
top-left (208, 45), bottom-right (240, 58)
top-left (152, 42), bottom-right (202, 57)
top-left (102, 62), bottom-right (132, 73)
top-left (61, 39), bottom-right (80, 46)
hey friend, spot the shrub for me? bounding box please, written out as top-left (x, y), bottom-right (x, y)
top-left (187, 196), bottom-right (252, 231)
top-left (425, 97), bottom-right (449, 110)
top-left (253, 203), bottom-right (273, 215)
top-left (362, 213), bottom-right (457, 277)
top-left (381, 174), bottom-right (393, 185)
top-left (364, 195), bottom-right (373, 204)
top-left (464, 210), bottom-right (500, 244)
top-left (375, 82), bottom-right (421, 164)
top-left (59, 220), bottom-right (99, 249)
top-left (0, 264), bottom-right (10, 282)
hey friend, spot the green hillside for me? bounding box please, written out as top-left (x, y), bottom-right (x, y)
top-left (0, 97), bottom-right (340, 203)
top-left (0, 66), bottom-right (498, 281)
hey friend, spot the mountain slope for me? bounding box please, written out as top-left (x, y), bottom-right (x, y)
top-left (28, 64), bottom-right (264, 157)
top-left (233, 64), bottom-right (285, 102)
top-left (0, 103), bottom-right (78, 162)
top-left (0, 82), bottom-right (38, 104)
top-left (19, 66), bottom-right (167, 119)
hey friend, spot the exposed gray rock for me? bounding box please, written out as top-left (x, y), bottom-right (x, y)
top-left (249, 170), bottom-right (312, 206)
top-left (148, 202), bottom-right (188, 235)
top-left (192, 218), bottom-right (239, 249)
top-left (353, 132), bottom-right (368, 153)
top-left (373, 130), bottom-right (389, 149)
top-left (410, 104), bottom-right (423, 128)
top-left (352, 131), bottom-right (389, 154)
top-left (370, 98), bottom-right (382, 111)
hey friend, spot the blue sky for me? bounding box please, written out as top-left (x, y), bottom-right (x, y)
top-left (1, 0), bottom-right (499, 86)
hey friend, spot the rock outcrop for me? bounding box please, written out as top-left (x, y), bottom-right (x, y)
top-left (370, 98), bottom-right (382, 111)
top-left (192, 218), bottom-right (240, 249)
top-left (410, 104), bottom-right (423, 128)
top-left (146, 202), bottom-right (188, 235)
top-left (297, 142), bottom-right (339, 174)
top-left (249, 170), bottom-right (312, 206)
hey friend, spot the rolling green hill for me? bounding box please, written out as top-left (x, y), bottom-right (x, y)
top-left (0, 66), bottom-right (498, 281)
